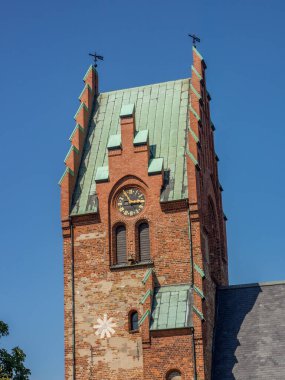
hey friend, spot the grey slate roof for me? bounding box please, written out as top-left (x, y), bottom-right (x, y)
top-left (212, 281), bottom-right (285, 380)
top-left (150, 284), bottom-right (192, 330)
top-left (71, 78), bottom-right (190, 216)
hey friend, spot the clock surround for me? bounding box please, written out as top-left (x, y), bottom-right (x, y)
top-left (116, 187), bottom-right (146, 217)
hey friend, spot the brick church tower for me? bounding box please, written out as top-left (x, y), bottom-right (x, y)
top-left (59, 46), bottom-right (228, 380)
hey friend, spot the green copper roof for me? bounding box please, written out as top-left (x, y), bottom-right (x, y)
top-left (133, 130), bottom-right (148, 146)
top-left (70, 78), bottom-right (190, 215)
top-left (120, 103), bottom-right (135, 117)
top-left (95, 166), bottom-right (109, 182)
top-left (150, 284), bottom-right (192, 330)
top-left (107, 134), bottom-right (121, 149)
top-left (148, 158), bottom-right (163, 175)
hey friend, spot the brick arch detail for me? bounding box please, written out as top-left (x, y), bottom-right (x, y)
top-left (109, 176), bottom-right (151, 265)
top-left (108, 175), bottom-right (149, 207)
top-left (127, 308), bottom-right (140, 332)
top-left (165, 368), bottom-right (182, 380)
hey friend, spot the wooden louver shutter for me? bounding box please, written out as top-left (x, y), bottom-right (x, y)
top-left (139, 223), bottom-right (150, 261)
top-left (116, 225), bottom-right (127, 265)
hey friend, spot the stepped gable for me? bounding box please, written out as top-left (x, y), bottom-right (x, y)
top-left (59, 65), bottom-right (98, 220)
top-left (70, 78), bottom-right (190, 216)
top-left (212, 281), bottom-right (285, 379)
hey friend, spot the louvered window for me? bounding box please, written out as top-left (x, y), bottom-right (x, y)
top-left (138, 222), bottom-right (150, 261)
top-left (116, 225), bottom-right (127, 265)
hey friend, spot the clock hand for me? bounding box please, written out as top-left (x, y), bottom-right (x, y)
top-left (129, 199), bottom-right (145, 205)
top-left (123, 190), bottom-right (131, 203)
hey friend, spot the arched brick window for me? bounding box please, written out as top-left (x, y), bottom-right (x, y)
top-left (116, 225), bottom-right (127, 265)
top-left (138, 222), bottom-right (150, 262)
top-left (129, 310), bottom-right (139, 332)
top-left (166, 370), bottom-right (182, 380)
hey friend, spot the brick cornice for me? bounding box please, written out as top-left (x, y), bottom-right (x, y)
top-left (70, 212), bottom-right (100, 226)
top-left (110, 261), bottom-right (154, 272)
top-left (61, 218), bottom-right (71, 238)
top-left (160, 199), bottom-right (188, 212)
top-left (151, 328), bottom-right (192, 338)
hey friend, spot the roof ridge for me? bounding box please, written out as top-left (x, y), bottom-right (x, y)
top-left (100, 77), bottom-right (190, 96)
top-left (219, 279), bottom-right (285, 290)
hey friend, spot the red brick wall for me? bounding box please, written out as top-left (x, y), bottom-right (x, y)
top-left (143, 331), bottom-right (194, 379)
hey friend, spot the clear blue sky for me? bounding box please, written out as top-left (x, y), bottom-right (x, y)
top-left (1, 0), bottom-right (285, 378)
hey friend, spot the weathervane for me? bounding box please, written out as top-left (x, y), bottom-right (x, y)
top-left (188, 34), bottom-right (201, 47)
top-left (89, 52), bottom-right (104, 67)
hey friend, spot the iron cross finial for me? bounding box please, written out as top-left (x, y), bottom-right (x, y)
top-left (188, 34), bottom-right (201, 48)
top-left (89, 52), bottom-right (104, 68)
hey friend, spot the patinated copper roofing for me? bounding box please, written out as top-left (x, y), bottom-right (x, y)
top-left (150, 284), bottom-right (192, 330)
top-left (71, 78), bottom-right (190, 216)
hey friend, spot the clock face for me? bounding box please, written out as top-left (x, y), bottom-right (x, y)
top-left (117, 188), bottom-right (146, 217)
